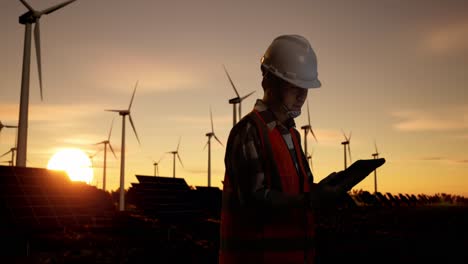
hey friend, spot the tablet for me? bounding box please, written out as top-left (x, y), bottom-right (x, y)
top-left (319, 158), bottom-right (386, 191)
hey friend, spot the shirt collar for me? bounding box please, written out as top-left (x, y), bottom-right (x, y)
top-left (253, 99), bottom-right (296, 131)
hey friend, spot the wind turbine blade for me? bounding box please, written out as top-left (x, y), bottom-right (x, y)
top-left (203, 140), bottom-right (208, 150)
top-left (374, 140), bottom-right (379, 154)
top-left (158, 153), bottom-right (165, 163)
top-left (105, 109), bottom-right (122, 113)
top-left (348, 131), bottom-right (352, 142)
top-left (108, 117), bottom-right (115, 141)
top-left (307, 100), bottom-right (311, 126)
top-left (210, 106), bottom-right (214, 133)
top-left (0, 150), bottom-right (11, 159)
top-left (214, 134), bottom-right (224, 147)
top-left (223, 64), bottom-right (240, 97)
top-left (240, 90), bottom-right (255, 101)
top-left (34, 21), bottom-right (43, 101)
top-left (348, 144), bottom-right (352, 163)
top-left (20, 0), bottom-right (34, 12)
top-left (238, 102), bottom-right (242, 120)
top-left (128, 81), bottom-right (138, 110)
top-left (128, 114), bottom-right (141, 145)
top-left (6, 125), bottom-right (18, 128)
top-left (177, 153), bottom-right (184, 168)
top-left (341, 129), bottom-right (347, 141)
top-left (310, 127), bottom-right (318, 142)
top-left (108, 142), bottom-right (117, 159)
top-left (176, 136), bottom-right (181, 151)
top-left (41, 0), bottom-right (76, 15)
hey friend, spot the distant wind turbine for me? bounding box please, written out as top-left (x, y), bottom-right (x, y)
top-left (167, 137), bottom-right (183, 178)
top-left (1, 147), bottom-right (17, 166)
top-left (372, 140), bottom-right (381, 194)
top-left (153, 153), bottom-right (165, 176)
top-left (0, 121), bottom-right (18, 134)
top-left (205, 106), bottom-right (223, 187)
top-left (105, 81), bottom-right (141, 211)
top-left (341, 130), bottom-right (352, 169)
top-left (15, 0), bottom-right (77, 167)
top-left (94, 118), bottom-right (117, 192)
top-left (0, 121), bottom-right (18, 146)
top-left (223, 65), bottom-right (255, 126)
top-left (300, 100), bottom-right (318, 160)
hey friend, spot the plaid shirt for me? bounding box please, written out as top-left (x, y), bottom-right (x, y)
top-left (225, 99), bottom-right (314, 206)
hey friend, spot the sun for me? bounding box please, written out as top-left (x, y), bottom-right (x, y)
top-left (47, 148), bottom-right (94, 184)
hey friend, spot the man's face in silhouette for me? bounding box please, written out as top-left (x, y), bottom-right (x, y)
top-left (280, 84), bottom-right (308, 113)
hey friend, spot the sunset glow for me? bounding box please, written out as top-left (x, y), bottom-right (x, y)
top-left (47, 148), bottom-right (94, 184)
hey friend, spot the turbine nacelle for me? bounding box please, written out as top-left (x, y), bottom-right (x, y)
top-left (229, 97), bottom-right (241, 104)
top-left (19, 11), bottom-right (41, 24)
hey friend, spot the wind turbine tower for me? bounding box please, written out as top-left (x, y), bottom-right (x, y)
top-left (15, 0), bottom-right (77, 167)
top-left (153, 154), bottom-right (164, 176)
top-left (205, 107), bottom-right (223, 187)
top-left (300, 100), bottom-right (317, 161)
top-left (341, 130), bottom-right (352, 169)
top-left (372, 141), bottom-right (380, 194)
top-left (94, 118), bottom-right (117, 192)
top-left (105, 81), bottom-right (141, 211)
top-left (223, 65), bottom-right (255, 126)
top-left (167, 137), bottom-right (183, 178)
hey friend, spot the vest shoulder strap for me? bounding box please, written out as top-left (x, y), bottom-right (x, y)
top-left (246, 111), bottom-right (283, 191)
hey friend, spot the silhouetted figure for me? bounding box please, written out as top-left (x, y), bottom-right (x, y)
top-left (219, 34), bottom-right (385, 264)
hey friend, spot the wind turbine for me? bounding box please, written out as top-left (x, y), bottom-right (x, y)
top-left (0, 121), bottom-right (18, 146)
top-left (1, 147), bottom-right (17, 167)
top-left (167, 137), bottom-right (183, 178)
top-left (205, 106), bottom-right (223, 187)
top-left (15, 0), bottom-right (77, 167)
top-left (300, 100), bottom-right (318, 161)
top-left (153, 154), bottom-right (165, 176)
top-left (94, 118), bottom-right (117, 192)
top-left (223, 65), bottom-right (255, 126)
top-left (372, 140), bottom-right (380, 194)
top-left (0, 121), bottom-right (18, 134)
top-left (105, 81), bottom-right (141, 211)
top-left (341, 130), bottom-right (352, 169)
top-left (87, 149), bottom-right (101, 187)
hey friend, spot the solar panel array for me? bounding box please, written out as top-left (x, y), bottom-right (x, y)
top-left (129, 175), bottom-right (212, 222)
top-left (0, 165), bottom-right (115, 233)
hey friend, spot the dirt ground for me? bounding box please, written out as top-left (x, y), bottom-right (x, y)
top-left (2, 205), bottom-right (467, 264)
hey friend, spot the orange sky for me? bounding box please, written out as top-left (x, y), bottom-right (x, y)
top-left (1, 0), bottom-right (467, 197)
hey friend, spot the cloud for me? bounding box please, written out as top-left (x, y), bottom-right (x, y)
top-left (422, 19), bottom-right (468, 55)
top-left (420, 156), bottom-right (445, 161)
top-left (308, 129), bottom-right (351, 146)
top-left (418, 156), bottom-right (468, 164)
top-left (0, 103), bottom-right (102, 122)
top-left (88, 53), bottom-right (208, 93)
top-left (170, 114), bottom-right (232, 126)
top-left (391, 105), bottom-right (468, 132)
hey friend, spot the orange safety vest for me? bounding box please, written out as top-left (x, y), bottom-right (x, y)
top-left (219, 110), bottom-right (315, 264)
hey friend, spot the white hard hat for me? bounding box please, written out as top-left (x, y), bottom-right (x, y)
top-left (261, 34), bottom-right (321, 89)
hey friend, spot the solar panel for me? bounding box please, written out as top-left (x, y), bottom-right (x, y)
top-left (0, 165), bottom-right (115, 232)
top-left (129, 175), bottom-right (205, 222)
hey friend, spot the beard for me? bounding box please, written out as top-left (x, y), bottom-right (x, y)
top-left (288, 110), bottom-right (301, 118)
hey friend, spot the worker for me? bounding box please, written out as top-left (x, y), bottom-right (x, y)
top-left (219, 34), bottom-right (385, 264)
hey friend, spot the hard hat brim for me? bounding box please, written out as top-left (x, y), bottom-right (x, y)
top-left (269, 70), bottom-right (322, 89)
